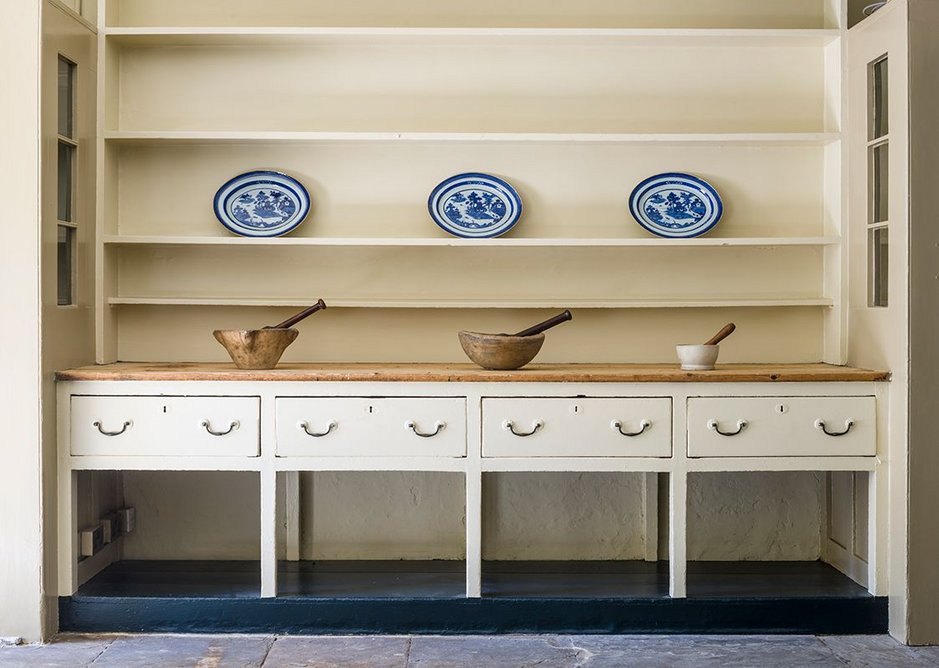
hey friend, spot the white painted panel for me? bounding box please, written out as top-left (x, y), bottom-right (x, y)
top-left (112, 43), bottom-right (825, 133)
top-left (276, 397), bottom-right (466, 457)
top-left (113, 143), bottom-right (828, 239)
top-left (829, 470), bottom-right (854, 550)
top-left (482, 398), bottom-right (671, 457)
top-left (71, 395), bottom-right (260, 456)
top-left (687, 396), bottom-right (876, 457)
top-left (109, 0), bottom-right (830, 29)
top-left (116, 306), bottom-right (826, 364)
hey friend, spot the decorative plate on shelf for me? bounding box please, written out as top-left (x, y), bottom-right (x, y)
top-left (213, 170), bottom-right (311, 237)
top-left (628, 172), bottom-right (723, 238)
top-left (428, 172), bottom-right (523, 238)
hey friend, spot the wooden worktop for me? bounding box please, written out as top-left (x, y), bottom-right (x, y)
top-left (55, 362), bottom-right (890, 383)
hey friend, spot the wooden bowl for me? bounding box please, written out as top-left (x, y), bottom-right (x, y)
top-left (458, 331), bottom-right (545, 370)
top-left (213, 328), bottom-right (299, 370)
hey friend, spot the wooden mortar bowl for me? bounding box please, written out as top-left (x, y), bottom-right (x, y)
top-left (213, 328), bottom-right (299, 370)
top-left (458, 331), bottom-right (545, 370)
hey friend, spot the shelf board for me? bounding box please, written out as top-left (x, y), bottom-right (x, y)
top-left (107, 297), bottom-right (834, 309)
top-left (105, 27), bottom-right (841, 48)
top-left (103, 235), bottom-right (840, 248)
top-left (103, 131), bottom-right (841, 146)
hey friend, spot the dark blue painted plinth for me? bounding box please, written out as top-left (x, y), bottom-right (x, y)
top-left (59, 594), bottom-right (887, 635)
top-left (59, 560), bottom-right (887, 635)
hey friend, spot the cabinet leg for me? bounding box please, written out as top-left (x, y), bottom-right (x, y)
top-left (284, 471), bottom-right (301, 562)
top-left (260, 467), bottom-right (277, 597)
top-left (642, 472), bottom-right (659, 562)
top-left (669, 470), bottom-right (688, 598)
top-left (465, 468), bottom-right (482, 598)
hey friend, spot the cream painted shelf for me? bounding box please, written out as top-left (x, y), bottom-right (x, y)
top-left (104, 27), bottom-right (841, 47)
top-left (103, 235), bottom-right (840, 248)
top-left (103, 131), bottom-right (841, 146)
top-left (107, 297), bottom-right (835, 309)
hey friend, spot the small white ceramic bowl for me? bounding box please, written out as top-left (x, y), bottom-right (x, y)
top-left (676, 344), bottom-right (720, 371)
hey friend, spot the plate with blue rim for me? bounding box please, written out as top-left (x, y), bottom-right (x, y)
top-left (213, 170), bottom-right (311, 237)
top-left (428, 172), bottom-right (523, 238)
top-left (628, 172), bottom-right (723, 238)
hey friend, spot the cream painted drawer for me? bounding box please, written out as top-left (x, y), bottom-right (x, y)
top-left (70, 395), bottom-right (260, 457)
top-left (482, 397), bottom-right (672, 457)
top-left (687, 396), bottom-right (876, 457)
top-left (276, 397), bottom-right (466, 457)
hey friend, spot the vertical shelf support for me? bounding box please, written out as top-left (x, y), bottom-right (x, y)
top-left (642, 472), bottom-right (659, 562)
top-left (465, 394), bottom-right (483, 598)
top-left (284, 471), bottom-right (301, 562)
top-left (669, 469), bottom-right (688, 598)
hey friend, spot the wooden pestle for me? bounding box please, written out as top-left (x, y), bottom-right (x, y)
top-left (704, 322), bottom-right (736, 346)
top-left (513, 310), bottom-right (573, 337)
top-left (266, 299), bottom-right (327, 330)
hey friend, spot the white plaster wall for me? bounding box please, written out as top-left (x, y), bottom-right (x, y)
top-left (121, 472), bottom-right (260, 560)
top-left (0, 0), bottom-right (43, 644)
top-left (482, 473), bottom-right (647, 560)
top-left (687, 472), bottom-right (823, 561)
top-left (304, 473), bottom-right (465, 560)
top-left (122, 471), bottom-right (823, 562)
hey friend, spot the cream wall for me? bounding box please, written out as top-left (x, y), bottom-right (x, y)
top-left (39, 0), bottom-right (98, 639)
top-left (905, 0), bottom-right (939, 646)
top-left (0, 0), bottom-right (43, 645)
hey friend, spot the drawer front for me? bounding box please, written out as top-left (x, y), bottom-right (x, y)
top-left (687, 396), bottom-right (876, 457)
top-left (70, 396), bottom-right (260, 457)
top-left (276, 397), bottom-right (466, 457)
top-left (483, 397), bottom-right (672, 457)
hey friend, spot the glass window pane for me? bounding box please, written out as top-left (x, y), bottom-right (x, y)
top-left (58, 57), bottom-right (75, 138)
top-left (868, 227), bottom-right (888, 308)
top-left (869, 56), bottom-right (888, 140)
top-left (869, 142), bottom-right (889, 224)
top-left (57, 226), bottom-right (74, 306)
top-left (57, 142), bottom-right (74, 222)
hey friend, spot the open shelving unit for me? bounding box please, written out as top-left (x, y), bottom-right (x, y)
top-left (56, 0), bottom-right (897, 637)
top-left (95, 0), bottom-right (848, 365)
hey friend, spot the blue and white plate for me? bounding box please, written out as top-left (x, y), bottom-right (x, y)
top-left (628, 173), bottom-right (723, 238)
top-left (428, 173), bottom-right (523, 238)
top-left (213, 170), bottom-right (311, 237)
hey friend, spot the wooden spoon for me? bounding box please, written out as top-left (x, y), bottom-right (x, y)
top-left (512, 310), bottom-right (573, 337)
top-left (266, 299), bottom-right (327, 330)
top-left (704, 322), bottom-right (736, 346)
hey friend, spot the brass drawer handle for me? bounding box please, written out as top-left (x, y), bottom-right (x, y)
top-left (406, 420), bottom-right (446, 438)
top-left (815, 418), bottom-right (855, 437)
top-left (707, 418), bottom-right (748, 436)
top-left (200, 419), bottom-right (240, 436)
top-left (299, 420), bottom-right (337, 438)
top-left (611, 419), bottom-right (652, 437)
top-left (503, 419), bottom-right (544, 437)
top-left (93, 420), bottom-right (132, 436)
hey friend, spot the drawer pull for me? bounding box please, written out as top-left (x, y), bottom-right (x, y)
top-left (611, 419), bottom-right (652, 437)
top-left (707, 418), bottom-right (748, 436)
top-left (200, 419), bottom-right (240, 436)
top-left (406, 420), bottom-right (446, 438)
top-left (93, 420), bottom-right (132, 436)
top-left (815, 418), bottom-right (855, 437)
top-left (503, 419), bottom-right (544, 437)
top-left (299, 420), bottom-right (338, 438)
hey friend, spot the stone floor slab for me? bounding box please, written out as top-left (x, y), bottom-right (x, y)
top-left (90, 634), bottom-right (273, 668)
top-left (567, 635), bottom-right (844, 668)
top-left (263, 636), bottom-right (408, 668)
top-left (408, 635), bottom-right (583, 668)
top-left (821, 634), bottom-right (939, 667)
top-left (0, 634), bottom-right (112, 668)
